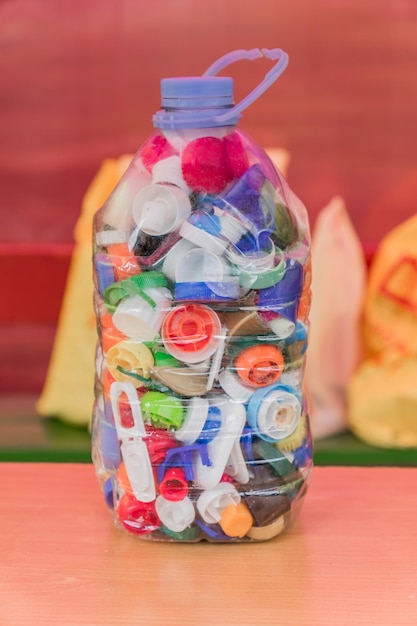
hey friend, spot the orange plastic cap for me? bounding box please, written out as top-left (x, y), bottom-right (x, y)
top-left (235, 344), bottom-right (284, 387)
top-left (219, 502), bottom-right (254, 538)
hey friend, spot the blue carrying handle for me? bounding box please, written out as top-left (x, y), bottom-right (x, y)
top-left (203, 48), bottom-right (289, 123)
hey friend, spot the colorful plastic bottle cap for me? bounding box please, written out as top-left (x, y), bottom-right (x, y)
top-left (102, 163), bottom-right (151, 231)
top-left (227, 236), bottom-right (275, 271)
top-left (151, 365), bottom-right (210, 397)
top-left (247, 514), bottom-right (286, 541)
top-left (220, 214), bottom-right (248, 245)
top-left (176, 248), bottom-right (231, 284)
top-left (180, 220), bottom-right (226, 256)
top-left (219, 501), bottom-right (253, 538)
top-left (146, 426), bottom-right (178, 464)
top-left (106, 243), bottom-right (141, 281)
top-left (140, 133), bottom-right (177, 172)
top-left (155, 495), bottom-right (195, 533)
top-left (132, 184), bottom-right (191, 236)
top-left (218, 369), bottom-right (252, 402)
top-left (175, 396), bottom-right (209, 444)
top-left (276, 417), bottom-right (307, 453)
top-left (140, 391), bottom-right (184, 430)
top-left (181, 136), bottom-right (233, 194)
top-left (261, 312), bottom-right (295, 338)
top-left (103, 477), bottom-right (115, 509)
top-left (223, 310), bottom-right (270, 339)
top-left (247, 384), bottom-right (302, 442)
top-left (112, 287), bottom-right (172, 341)
top-left (101, 420), bottom-right (122, 471)
top-left (234, 344), bottom-right (284, 388)
top-left (175, 248), bottom-right (240, 300)
top-left (273, 201), bottom-right (299, 249)
top-left (96, 229), bottom-right (130, 247)
top-left (117, 494), bottom-right (160, 535)
top-left (242, 488), bottom-right (291, 527)
top-left (94, 254), bottom-right (116, 296)
top-left (223, 164), bottom-right (267, 230)
top-left (223, 131), bottom-right (250, 178)
top-left (161, 304), bottom-right (221, 364)
top-left (279, 368), bottom-right (303, 388)
top-left (103, 271), bottom-right (169, 313)
top-left (151, 155), bottom-right (191, 194)
top-left (257, 258), bottom-right (304, 309)
top-left (159, 467), bottom-right (189, 501)
top-left (106, 340), bottom-right (154, 386)
top-left (194, 398), bottom-right (247, 490)
top-left (110, 381), bottom-right (156, 502)
top-left (196, 482), bottom-right (241, 524)
top-left (161, 238), bottom-right (197, 282)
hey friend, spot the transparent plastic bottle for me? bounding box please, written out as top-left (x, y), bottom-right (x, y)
top-left (91, 48), bottom-right (312, 542)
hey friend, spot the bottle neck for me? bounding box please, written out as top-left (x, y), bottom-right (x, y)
top-left (152, 105), bottom-right (240, 130)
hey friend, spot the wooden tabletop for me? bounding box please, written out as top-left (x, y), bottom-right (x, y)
top-left (0, 464), bottom-right (416, 626)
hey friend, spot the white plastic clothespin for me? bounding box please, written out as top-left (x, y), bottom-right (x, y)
top-left (194, 398), bottom-right (249, 489)
top-left (110, 381), bottom-right (156, 502)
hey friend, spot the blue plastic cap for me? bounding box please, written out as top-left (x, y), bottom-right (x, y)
top-left (160, 77), bottom-right (234, 109)
top-left (154, 77), bottom-right (237, 129)
top-left (153, 48), bottom-right (289, 129)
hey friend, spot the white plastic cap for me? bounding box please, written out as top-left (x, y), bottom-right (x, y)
top-left (151, 155), bottom-right (191, 195)
top-left (218, 369), bottom-right (253, 402)
top-left (257, 390), bottom-right (301, 441)
top-left (96, 229), bottom-right (130, 247)
top-left (180, 220), bottom-right (227, 256)
top-left (175, 248), bottom-right (232, 283)
top-left (196, 482), bottom-right (241, 524)
top-left (161, 238), bottom-right (197, 282)
top-left (112, 288), bottom-right (172, 341)
top-left (266, 315), bottom-right (296, 338)
top-left (133, 184), bottom-right (191, 235)
top-left (155, 496), bottom-right (196, 532)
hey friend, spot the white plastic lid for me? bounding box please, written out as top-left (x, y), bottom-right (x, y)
top-left (180, 220), bottom-right (227, 256)
top-left (112, 288), bottom-right (172, 341)
top-left (196, 482), bottom-right (241, 524)
top-left (175, 248), bottom-right (231, 283)
top-left (161, 238), bottom-right (197, 282)
top-left (257, 390), bottom-right (301, 441)
top-left (133, 184), bottom-right (191, 235)
top-left (151, 155), bottom-right (191, 195)
top-left (218, 369), bottom-right (253, 402)
top-left (155, 496), bottom-right (196, 533)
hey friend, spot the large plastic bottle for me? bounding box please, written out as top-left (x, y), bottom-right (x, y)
top-left (91, 48), bottom-right (312, 542)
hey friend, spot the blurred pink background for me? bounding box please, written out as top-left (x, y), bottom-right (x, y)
top-left (1, 0), bottom-right (417, 245)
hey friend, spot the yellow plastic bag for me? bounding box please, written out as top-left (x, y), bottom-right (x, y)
top-left (36, 156), bottom-right (132, 425)
top-left (305, 197), bottom-right (366, 439)
top-left (348, 213), bottom-right (417, 448)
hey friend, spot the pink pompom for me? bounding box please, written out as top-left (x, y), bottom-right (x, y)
top-left (181, 136), bottom-right (233, 193)
top-left (224, 132), bottom-right (250, 178)
top-left (140, 134), bottom-right (177, 172)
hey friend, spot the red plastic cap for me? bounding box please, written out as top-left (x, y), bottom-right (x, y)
top-left (117, 494), bottom-right (160, 535)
